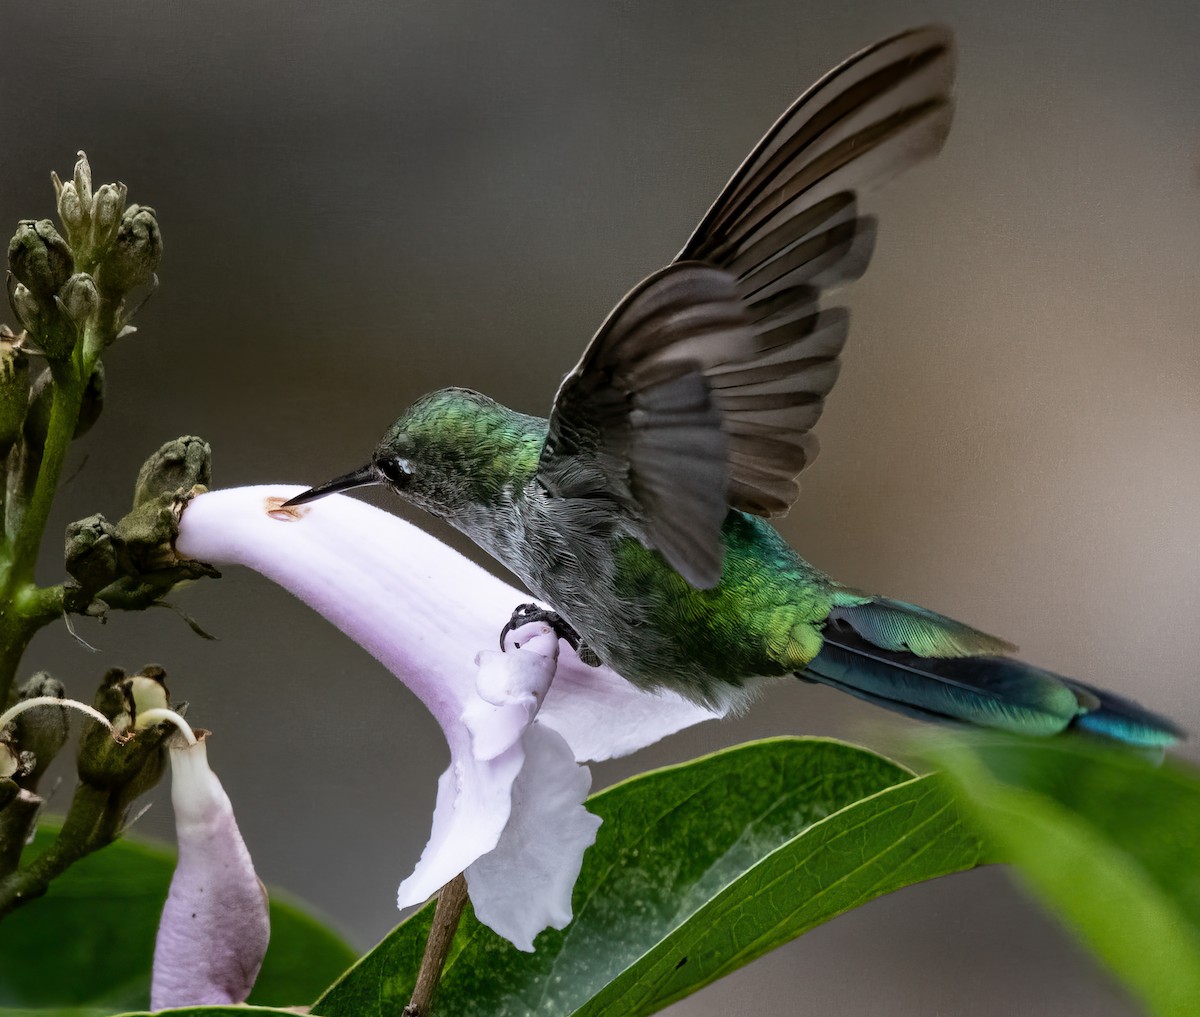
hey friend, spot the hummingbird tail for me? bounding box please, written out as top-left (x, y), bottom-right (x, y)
top-left (803, 615), bottom-right (1183, 748)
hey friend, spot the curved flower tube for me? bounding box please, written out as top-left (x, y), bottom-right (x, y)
top-left (151, 724), bottom-right (269, 1009)
top-left (176, 486), bottom-right (722, 949)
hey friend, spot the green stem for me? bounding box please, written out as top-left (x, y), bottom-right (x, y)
top-left (11, 360), bottom-right (86, 588)
top-left (0, 790), bottom-right (42, 879)
top-left (0, 782), bottom-right (123, 918)
top-left (0, 352), bottom-right (86, 706)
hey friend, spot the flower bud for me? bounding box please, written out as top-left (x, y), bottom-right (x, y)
top-left (9, 283), bottom-right (43, 334)
top-left (134, 436), bottom-right (212, 509)
top-left (4, 673), bottom-right (69, 787)
top-left (96, 205), bottom-right (162, 296)
top-left (8, 280), bottom-right (74, 360)
top-left (8, 219), bottom-right (74, 300)
top-left (59, 272), bottom-right (100, 325)
top-left (56, 180), bottom-right (88, 245)
top-left (0, 331), bottom-right (30, 452)
top-left (65, 513), bottom-right (122, 597)
top-left (90, 182), bottom-right (127, 256)
top-left (73, 152), bottom-right (93, 213)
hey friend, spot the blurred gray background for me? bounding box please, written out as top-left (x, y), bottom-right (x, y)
top-left (2, 1), bottom-right (1198, 1014)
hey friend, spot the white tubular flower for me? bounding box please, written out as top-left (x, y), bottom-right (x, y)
top-left (175, 486), bottom-right (722, 950)
top-left (151, 723), bottom-right (270, 1009)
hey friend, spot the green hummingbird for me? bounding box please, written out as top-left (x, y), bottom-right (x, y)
top-left (286, 26), bottom-right (1180, 747)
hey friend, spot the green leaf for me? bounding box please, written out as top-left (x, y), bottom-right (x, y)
top-left (0, 1007), bottom-right (301, 1017)
top-left (927, 736), bottom-right (1200, 1017)
top-left (0, 821), bottom-right (356, 1012)
top-left (315, 737), bottom-right (988, 1017)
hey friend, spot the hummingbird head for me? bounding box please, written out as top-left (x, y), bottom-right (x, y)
top-left (283, 387), bottom-right (543, 518)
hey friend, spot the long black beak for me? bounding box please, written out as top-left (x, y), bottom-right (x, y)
top-left (281, 464), bottom-right (381, 507)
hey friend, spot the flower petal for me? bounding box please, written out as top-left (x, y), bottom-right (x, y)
top-left (396, 729), bottom-right (523, 908)
top-left (466, 723), bottom-right (601, 951)
top-left (151, 734), bottom-right (269, 1010)
top-left (540, 653), bottom-right (727, 762)
top-left (400, 628), bottom-right (559, 904)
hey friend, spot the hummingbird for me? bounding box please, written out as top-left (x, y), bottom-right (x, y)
top-left (286, 26), bottom-right (1181, 747)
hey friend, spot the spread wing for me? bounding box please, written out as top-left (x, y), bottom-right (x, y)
top-left (537, 25), bottom-right (956, 588)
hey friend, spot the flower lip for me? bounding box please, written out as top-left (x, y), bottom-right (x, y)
top-left (280, 463), bottom-right (381, 507)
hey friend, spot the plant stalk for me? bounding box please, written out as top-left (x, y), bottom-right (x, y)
top-left (405, 873), bottom-right (469, 1017)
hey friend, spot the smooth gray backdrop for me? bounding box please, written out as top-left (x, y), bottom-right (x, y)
top-left (2, 2), bottom-right (1198, 1015)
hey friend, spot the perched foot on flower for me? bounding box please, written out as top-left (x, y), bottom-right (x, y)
top-left (500, 602), bottom-right (598, 665)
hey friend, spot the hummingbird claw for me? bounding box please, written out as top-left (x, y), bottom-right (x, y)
top-left (499, 602), bottom-right (585, 656)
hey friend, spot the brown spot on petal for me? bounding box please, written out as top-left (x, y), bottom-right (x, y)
top-left (265, 496), bottom-right (305, 522)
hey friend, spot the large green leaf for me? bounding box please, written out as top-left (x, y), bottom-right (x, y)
top-left (315, 736), bottom-right (988, 1017)
top-left (928, 737), bottom-right (1200, 1017)
top-left (0, 821), bottom-right (356, 1013)
top-left (0, 1008), bottom-right (301, 1017)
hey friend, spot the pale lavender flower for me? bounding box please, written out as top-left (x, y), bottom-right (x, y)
top-left (151, 722), bottom-right (270, 1009)
top-left (176, 485), bottom-right (721, 950)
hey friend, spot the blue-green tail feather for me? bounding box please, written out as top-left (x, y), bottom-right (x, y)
top-left (805, 614), bottom-right (1182, 748)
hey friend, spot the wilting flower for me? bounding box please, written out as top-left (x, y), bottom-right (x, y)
top-left (176, 486), bottom-right (722, 950)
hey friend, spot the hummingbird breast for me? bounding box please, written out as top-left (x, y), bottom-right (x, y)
top-left (453, 481), bottom-right (837, 711)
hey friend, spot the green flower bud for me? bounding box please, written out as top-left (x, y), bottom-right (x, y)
top-left (90, 182), bottom-right (127, 256)
top-left (65, 513), bottom-right (122, 596)
top-left (24, 361), bottom-right (105, 448)
top-left (8, 219), bottom-right (74, 300)
top-left (5, 673), bottom-right (69, 786)
top-left (9, 283), bottom-right (42, 333)
top-left (73, 152), bottom-right (93, 212)
top-left (134, 436), bottom-right (212, 509)
top-left (96, 205), bottom-right (162, 296)
top-left (0, 330), bottom-right (30, 452)
top-left (56, 180), bottom-right (87, 245)
top-left (8, 280), bottom-right (74, 360)
top-left (59, 272), bottom-right (99, 325)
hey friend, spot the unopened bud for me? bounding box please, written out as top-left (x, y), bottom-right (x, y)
top-left (73, 152), bottom-right (93, 212)
top-left (90, 182), bottom-right (127, 255)
top-left (134, 436), bottom-right (212, 509)
top-left (9, 282), bottom-right (73, 360)
top-left (57, 181), bottom-right (88, 243)
top-left (9, 284), bottom-right (42, 333)
top-left (66, 513), bottom-right (122, 595)
top-left (96, 205), bottom-right (162, 295)
top-left (0, 331), bottom-right (30, 451)
top-left (59, 272), bottom-right (100, 325)
top-left (8, 219), bottom-right (74, 300)
top-left (6, 673), bottom-right (69, 786)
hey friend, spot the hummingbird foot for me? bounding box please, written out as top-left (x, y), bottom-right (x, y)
top-left (500, 603), bottom-right (600, 666)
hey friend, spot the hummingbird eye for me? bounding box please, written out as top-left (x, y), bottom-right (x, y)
top-left (377, 456), bottom-right (414, 485)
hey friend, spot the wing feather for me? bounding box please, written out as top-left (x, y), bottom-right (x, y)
top-left (539, 26), bottom-right (956, 586)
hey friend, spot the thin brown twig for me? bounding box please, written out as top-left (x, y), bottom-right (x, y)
top-left (405, 873), bottom-right (469, 1017)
